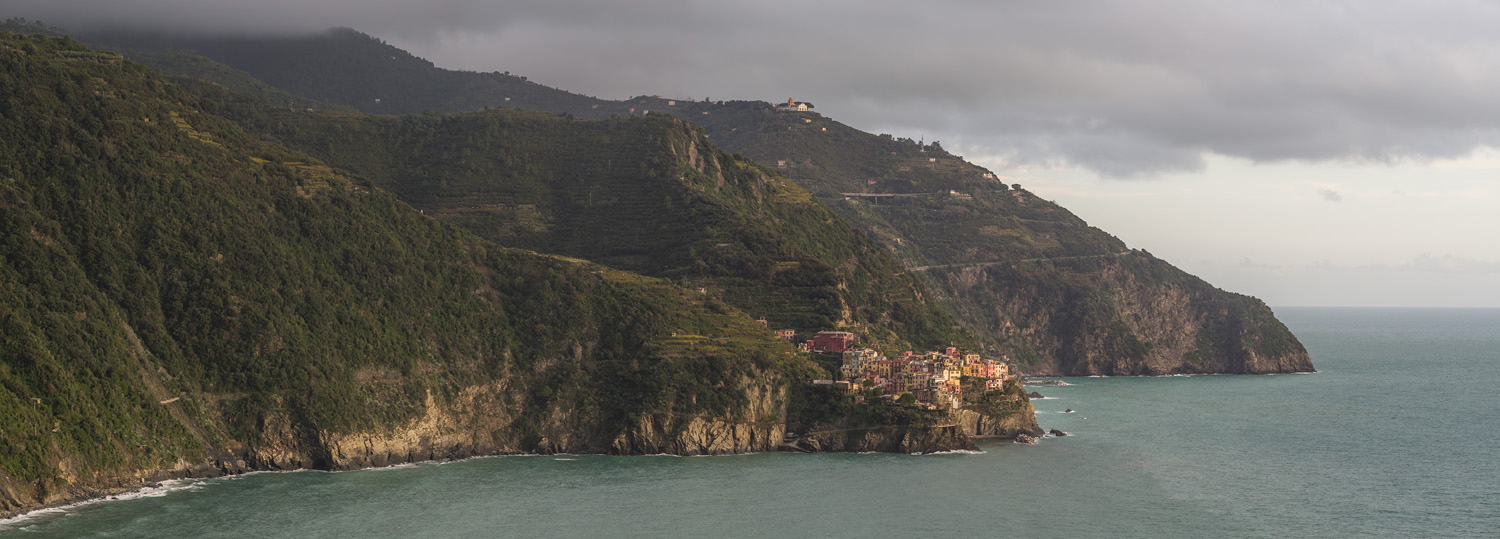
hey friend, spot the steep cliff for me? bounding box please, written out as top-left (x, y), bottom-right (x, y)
top-left (792, 424), bottom-right (978, 454)
top-left (924, 252), bottom-right (1312, 375)
top-left (239, 372), bottom-right (794, 472)
top-left (956, 380), bottom-right (1045, 439)
top-left (669, 102), bottom-right (1313, 375)
top-left (781, 378), bottom-right (1040, 454)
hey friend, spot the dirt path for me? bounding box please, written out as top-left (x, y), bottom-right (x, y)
top-left (910, 251), bottom-right (1129, 272)
top-left (120, 321), bottom-right (217, 450)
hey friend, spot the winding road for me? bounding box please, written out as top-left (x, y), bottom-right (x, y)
top-left (910, 250), bottom-right (1131, 272)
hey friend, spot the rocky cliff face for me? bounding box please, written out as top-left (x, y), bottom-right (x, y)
top-left (614, 101), bottom-right (1316, 378)
top-left (1, 372), bottom-right (1047, 517)
top-left (924, 252), bottom-right (1314, 376)
top-left (0, 374), bottom-right (790, 517)
top-left (955, 379), bottom-right (1046, 440)
top-left (245, 381), bottom-right (791, 472)
top-left (955, 406), bottom-right (1044, 440)
top-left (781, 380), bottom-right (1045, 455)
top-left (790, 424), bottom-right (979, 454)
top-left (608, 381), bottom-right (788, 455)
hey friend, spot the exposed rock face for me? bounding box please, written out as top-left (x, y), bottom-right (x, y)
top-left (792, 424), bottom-right (978, 454)
top-left (286, 384), bottom-right (524, 471)
top-left (957, 392), bottom-right (1044, 441)
top-left (247, 379), bottom-right (793, 472)
top-left (955, 408), bottom-right (1044, 440)
top-left (608, 383), bottom-right (789, 456)
top-left (610, 416), bottom-right (783, 455)
top-left (955, 379), bottom-right (1045, 441)
top-left (923, 253), bottom-right (1313, 376)
top-left (0, 377), bottom-right (802, 517)
top-left (6, 373), bottom-right (1018, 518)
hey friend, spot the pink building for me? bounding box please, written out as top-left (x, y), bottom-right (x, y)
top-left (808, 331), bottom-right (855, 353)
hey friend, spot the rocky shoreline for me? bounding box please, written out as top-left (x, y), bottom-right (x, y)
top-left (1, 419), bottom-right (1037, 522)
top-left (4, 370), bottom-right (1042, 521)
top-left (2, 376), bottom-right (1042, 520)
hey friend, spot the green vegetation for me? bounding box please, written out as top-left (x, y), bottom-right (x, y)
top-left (106, 47), bottom-right (339, 113)
top-left (960, 378), bottom-right (1029, 416)
top-left (181, 83), bottom-right (972, 352)
top-left (94, 28), bottom-right (1310, 375)
top-left (784, 384), bottom-right (939, 435)
top-left (631, 102), bottom-right (1310, 375)
top-left (0, 32), bottom-right (808, 500)
top-left (86, 27), bottom-right (605, 116)
top-left (0, 18), bottom-right (67, 37)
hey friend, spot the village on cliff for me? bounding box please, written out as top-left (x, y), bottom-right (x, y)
top-left (772, 325), bottom-right (1014, 410)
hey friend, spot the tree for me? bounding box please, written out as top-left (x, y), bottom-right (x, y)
top-left (897, 392), bottom-right (917, 406)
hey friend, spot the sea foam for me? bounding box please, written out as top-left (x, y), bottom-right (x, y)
top-left (922, 449), bottom-right (986, 456)
top-left (0, 478), bottom-right (205, 531)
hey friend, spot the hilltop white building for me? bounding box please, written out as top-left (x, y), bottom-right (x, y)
top-left (774, 98), bottom-right (810, 112)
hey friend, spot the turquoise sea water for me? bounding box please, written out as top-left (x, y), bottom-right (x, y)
top-left (4, 307), bottom-right (1498, 538)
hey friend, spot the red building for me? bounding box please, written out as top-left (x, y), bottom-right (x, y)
top-left (808, 331), bottom-right (855, 353)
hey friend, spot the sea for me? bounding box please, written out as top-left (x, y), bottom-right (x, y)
top-left (3, 307), bottom-right (1497, 538)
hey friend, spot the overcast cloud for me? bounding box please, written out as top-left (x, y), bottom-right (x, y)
top-left (18, 0), bottom-right (1500, 176)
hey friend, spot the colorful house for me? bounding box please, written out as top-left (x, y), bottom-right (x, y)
top-left (809, 330), bottom-right (855, 353)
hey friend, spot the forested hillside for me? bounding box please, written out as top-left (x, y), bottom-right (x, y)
top-left (182, 82), bottom-right (973, 351)
top-left (95, 27), bottom-right (1312, 375)
top-left (86, 27), bottom-right (605, 115)
top-left (0, 31), bottom-right (814, 514)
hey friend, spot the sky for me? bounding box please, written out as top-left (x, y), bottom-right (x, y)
top-left (14, 0), bottom-right (1500, 307)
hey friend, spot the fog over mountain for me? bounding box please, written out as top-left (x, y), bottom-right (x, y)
top-left (20, 0), bottom-right (1500, 176)
top-left (14, 0), bottom-right (1500, 306)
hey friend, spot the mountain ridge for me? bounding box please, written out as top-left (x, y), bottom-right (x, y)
top-left (92, 27), bottom-right (1312, 375)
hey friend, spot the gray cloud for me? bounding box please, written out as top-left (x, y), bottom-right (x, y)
top-left (18, 0), bottom-right (1500, 177)
top-left (1319, 188), bottom-right (1343, 202)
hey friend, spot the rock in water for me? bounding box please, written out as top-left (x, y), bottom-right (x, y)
top-left (1028, 392), bottom-right (1045, 399)
top-left (1049, 429), bottom-right (1068, 437)
top-left (800, 438), bottom-right (823, 453)
top-left (1015, 433), bottom-right (1038, 444)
